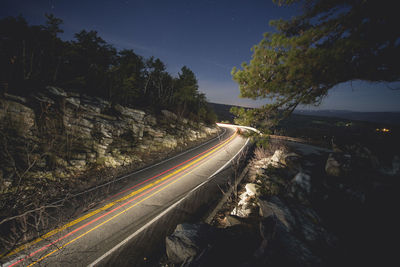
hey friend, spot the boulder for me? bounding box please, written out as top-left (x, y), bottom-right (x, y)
top-left (282, 152), bottom-right (302, 173)
top-left (166, 223), bottom-right (210, 264)
top-left (224, 214), bottom-right (243, 226)
top-left (161, 109), bottom-right (178, 121)
top-left (93, 143), bottom-right (108, 157)
top-left (188, 130), bottom-right (199, 141)
top-left (114, 104), bottom-right (145, 122)
top-left (0, 99), bottom-right (36, 136)
top-left (325, 153), bottom-right (351, 176)
top-left (256, 215), bottom-right (322, 267)
top-left (93, 122), bottom-right (112, 139)
top-left (96, 156), bottom-right (121, 168)
top-left (257, 149), bottom-right (289, 169)
top-left (138, 144), bottom-right (149, 151)
top-left (130, 123), bottom-right (144, 138)
top-left (291, 172), bottom-right (312, 202)
top-left (144, 126), bottom-right (164, 138)
top-left (81, 102), bottom-right (101, 114)
top-left (144, 115), bottom-right (157, 126)
top-left (245, 183), bottom-right (260, 196)
top-left (231, 185), bottom-right (259, 217)
top-left (166, 223), bottom-right (260, 266)
top-left (46, 86), bottom-right (67, 97)
top-left (380, 155), bottom-right (400, 176)
top-left (270, 149), bottom-right (285, 165)
top-left (231, 204), bottom-right (253, 218)
top-left (65, 97), bottom-right (80, 108)
top-left (34, 93), bottom-right (55, 104)
top-left (253, 157), bottom-right (272, 169)
top-left (162, 136), bottom-right (178, 149)
top-left (69, 160), bottom-right (86, 169)
top-left (202, 126), bottom-right (218, 135)
top-left (258, 196), bottom-right (335, 250)
top-left (99, 137), bottom-right (113, 146)
top-left (258, 197), bottom-right (295, 229)
top-left (75, 118), bottom-right (94, 129)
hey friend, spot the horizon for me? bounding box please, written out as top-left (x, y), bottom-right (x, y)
top-left (210, 102), bottom-right (400, 113)
top-left (2, 0), bottom-right (400, 112)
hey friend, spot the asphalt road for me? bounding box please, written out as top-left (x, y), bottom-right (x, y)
top-left (4, 124), bottom-right (249, 267)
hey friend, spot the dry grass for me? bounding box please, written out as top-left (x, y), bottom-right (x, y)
top-left (252, 139), bottom-right (288, 163)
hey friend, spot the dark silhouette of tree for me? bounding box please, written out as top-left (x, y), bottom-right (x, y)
top-left (174, 66), bottom-right (216, 122)
top-left (64, 30), bottom-right (117, 98)
top-left (0, 14), bottom-right (216, 124)
top-left (175, 66), bottom-right (199, 117)
top-left (43, 13), bottom-right (64, 83)
top-left (143, 57), bottom-right (167, 105)
top-left (0, 16), bottom-right (64, 91)
top-left (109, 49), bottom-right (145, 105)
top-left (232, 0), bottom-right (400, 128)
top-left (43, 13), bottom-right (63, 37)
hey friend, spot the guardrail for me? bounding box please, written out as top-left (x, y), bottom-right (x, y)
top-left (216, 123), bottom-right (321, 145)
top-left (216, 123), bottom-right (261, 134)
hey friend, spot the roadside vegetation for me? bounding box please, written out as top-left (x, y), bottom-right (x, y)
top-left (0, 14), bottom-right (218, 258)
top-left (230, 0), bottom-right (399, 129)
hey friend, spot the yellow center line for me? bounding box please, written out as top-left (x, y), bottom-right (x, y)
top-left (2, 130), bottom-right (237, 259)
top-left (27, 129), bottom-right (238, 266)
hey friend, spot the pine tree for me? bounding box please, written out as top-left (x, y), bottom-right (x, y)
top-left (232, 0), bottom-right (400, 126)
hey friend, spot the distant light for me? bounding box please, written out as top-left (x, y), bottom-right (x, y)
top-left (376, 128), bottom-right (390, 133)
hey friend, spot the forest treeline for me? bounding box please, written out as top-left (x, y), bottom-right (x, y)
top-left (0, 14), bottom-right (216, 123)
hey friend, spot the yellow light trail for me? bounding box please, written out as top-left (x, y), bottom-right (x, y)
top-left (26, 129), bottom-right (237, 266)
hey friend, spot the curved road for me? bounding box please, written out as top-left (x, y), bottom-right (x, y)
top-left (4, 124), bottom-right (248, 267)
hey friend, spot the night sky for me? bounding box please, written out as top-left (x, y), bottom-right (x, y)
top-left (2, 0), bottom-right (400, 112)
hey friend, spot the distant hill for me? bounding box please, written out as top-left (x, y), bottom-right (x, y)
top-left (295, 110), bottom-right (400, 125)
top-left (209, 102), bottom-right (400, 126)
top-left (208, 102), bottom-right (238, 123)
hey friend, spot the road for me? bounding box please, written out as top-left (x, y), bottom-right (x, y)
top-left (3, 124), bottom-right (248, 267)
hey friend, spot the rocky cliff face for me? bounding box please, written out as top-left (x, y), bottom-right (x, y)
top-left (163, 141), bottom-right (399, 266)
top-left (0, 86), bottom-right (218, 198)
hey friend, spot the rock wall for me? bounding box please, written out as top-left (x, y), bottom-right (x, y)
top-left (0, 86), bottom-right (218, 195)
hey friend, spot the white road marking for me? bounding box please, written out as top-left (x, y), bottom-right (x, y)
top-left (87, 133), bottom-right (249, 267)
top-left (1, 128), bottom-right (228, 267)
top-left (207, 137), bottom-right (250, 180)
top-left (52, 127), bottom-right (227, 202)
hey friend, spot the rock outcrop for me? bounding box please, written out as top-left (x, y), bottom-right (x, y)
top-left (164, 140), bottom-right (399, 266)
top-left (165, 222), bottom-right (260, 266)
top-left (0, 86), bottom-right (218, 198)
top-left (325, 153), bottom-right (351, 177)
top-left (166, 223), bottom-right (212, 264)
